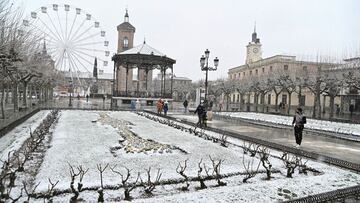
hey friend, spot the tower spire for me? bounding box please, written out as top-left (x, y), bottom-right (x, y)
top-left (254, 21), bottom-right (256, 33)
top-left (93, 57), bottom-right (98, 79)
top-left (124, 8), bottom-right (129, 22)
top-left (42, 38), bottom-right (47, 55)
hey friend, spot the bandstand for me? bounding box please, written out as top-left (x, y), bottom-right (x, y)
top-left (111, 42), bottom-right (176, 108)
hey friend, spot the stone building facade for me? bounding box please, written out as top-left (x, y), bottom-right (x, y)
top-left (228, 29), bottom-right (338, 115)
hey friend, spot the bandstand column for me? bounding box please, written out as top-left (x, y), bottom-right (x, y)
top-left (125, 64), bottom-right (129, 96)
top-left (170, 65), bottom-right (173, 99)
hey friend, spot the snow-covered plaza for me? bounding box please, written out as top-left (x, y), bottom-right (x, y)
top-left (1, 110), bottom-right (359, 202)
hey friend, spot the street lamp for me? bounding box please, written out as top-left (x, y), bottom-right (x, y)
top-left (200, 49), bottom-right (219, 105)
top-left (68, 80), bottom-right (73, 107)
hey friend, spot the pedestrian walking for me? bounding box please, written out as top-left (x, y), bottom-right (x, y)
top-left (183, 99), bottom-right (188, 114)
top-left (163, 102), bottom-right (169, 116)
top-left (157, 98), bottom-right (163, 114)
top-left (349, 104), bottom-right (354, 117)
top-left (292, 107), bottom-right (306, 148)
top-left (194, 103), bottom-right (206, 127)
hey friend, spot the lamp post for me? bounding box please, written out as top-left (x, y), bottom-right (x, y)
top-left (68, 80), bottom-right (73, 107)
top-left (200, 49), bottom-right (219, 105)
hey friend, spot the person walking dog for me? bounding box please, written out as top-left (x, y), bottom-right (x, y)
top-left (292, 107), bottom-right (306, 148)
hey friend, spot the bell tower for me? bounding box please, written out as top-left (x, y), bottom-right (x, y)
top-left (245, 23), bottom-right (262, 64)
top-left (117, 9), bottom-right (135, 53)
top-left (116, 9), bottom-right (135, 92)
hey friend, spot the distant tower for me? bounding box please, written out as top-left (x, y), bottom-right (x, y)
top-left (93, 57), bottom-right (98, 79)
top-left (116, 9), bottom-right (135, 92)
top-left (245, 23), bottom-right (262, 64)
top-left (42, 39), bottom-right (47, 55)
top-left (117, 9), bottom-right (135, 53)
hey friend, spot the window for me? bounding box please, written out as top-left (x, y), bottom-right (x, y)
top-left (262, 68), bottom-right (265, 73)
top-left (250, 70), bottom-right (252, 75)
top-left (255, 69), bottom-right (258, 75)
top-left (243, 72), bottom-right (245, 76)
top-left (233, 94), bottom-right (236, 102)
top-left (270, 66), bottom-right (273, 72)
top-left (238, 73), bottom-right (241, 78)
top-left (303, 66), bottom-right (307, 71)
top-left (123, 37), bottom-right (129, 48)
top-left (267, 94), bottom-right (271, 105)
top-left (284, 65), bottom-right (288, 71)
top-left (237, 94), bottom-right (240, 102)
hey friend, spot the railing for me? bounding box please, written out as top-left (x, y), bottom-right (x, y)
top-left (113, 91), bottom-right (172, 99)
top-left (0, 106), bottom-right (40, 137)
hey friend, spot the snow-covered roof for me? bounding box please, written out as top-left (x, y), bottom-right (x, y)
top-left (119, 42), bottom-right (165, 57)
top-left (174, 76), bottom-right (192, 81)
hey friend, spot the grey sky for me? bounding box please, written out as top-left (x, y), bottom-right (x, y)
top-left (16, 0), bottom-right (360, 81)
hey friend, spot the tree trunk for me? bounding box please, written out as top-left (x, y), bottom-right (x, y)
top-left (1, 83), bottom-right (5, 119)
top-left (13, 83), bottom-right (19, 112)
top-left (329, 95), bottom-right (335, 119)
top-left (5, 85), bottom-right (9, 104)
top-left (261, 93), bottom-right (266, 113)
top-left (322, 95), bottom-right (326, 114)
top-left (226, 94), bottom-right (230, 111)
top-left (22, 81), bottom-right (27, 107)
top-left (28, 85), bottom-right (32, 107)
top-left (247, 94), bottom-right (251, 112)
top-left (275, 94), bottom-right (279, 112)
top-left (297, 86), bottom-right (302, 107)
top-left (254, 93), bottom-right (259, 112)
top-left (240, 94), bottom-right (244, 111)
top-left (312, 92), bottom-right (317, 118)
top-left (287, 91), bottom-right (292, 115)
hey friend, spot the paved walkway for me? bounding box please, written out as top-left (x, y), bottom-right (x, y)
top-left (170, 113), bottom-right (360, 164)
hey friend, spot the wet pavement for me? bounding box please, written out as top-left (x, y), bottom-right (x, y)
top-left (170, 113), bottom-right (360, 164)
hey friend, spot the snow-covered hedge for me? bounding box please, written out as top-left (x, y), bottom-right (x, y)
top-left (217, 112), bottom-right (360, 137)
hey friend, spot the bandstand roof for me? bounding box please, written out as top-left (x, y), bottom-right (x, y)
top-left (120, 42), bottom-right (165, 56)
top-left (112, 42), bottom-right (176, 67)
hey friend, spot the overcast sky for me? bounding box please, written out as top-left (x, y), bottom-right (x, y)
top-left (15, 0), bottom-right (360, 81)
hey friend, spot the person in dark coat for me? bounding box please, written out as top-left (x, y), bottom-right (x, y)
top-left (292, 107), bottom-right (306, 148)
top-left (349, 104), bottom-right (354, 117)
top-left (163, 102), bottom-right (169, 116)
top-left (194, 103), bottom-right (206, 127)
top-left (183, 99), bottom-right (188, 113)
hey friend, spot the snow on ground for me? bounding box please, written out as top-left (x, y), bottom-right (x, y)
top-left (217, 112), bottom-right (360, 137)
top-left (0, 110), bottom-right (50, 173)
top-left (33, 110), bottom-right (360, 202)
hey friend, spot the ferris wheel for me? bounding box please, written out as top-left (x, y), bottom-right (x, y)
top-left (22, 4), bottom-right (110, 82)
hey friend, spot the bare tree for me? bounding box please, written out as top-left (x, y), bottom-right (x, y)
top-left (69, 164), bottom-right (89, 203)
top-left (209, 156), bottom-right (226, 186)
top-left (45, 178), bottom-right (59, 203)
top-left (242, 155), bottom-right (261, 183)
top-left (258, 147), bottom-right (272, 180)
top-left (140, 167), bottom-right (162, 195)
top-left (197, 159), bottom-right (207, 189)
top-left (281, 153), bottom-right (300, 178)
top-left (110, 165), bottom-right (140, 201)
top-left (176, 159), bottom-right (189, 191)
top-left (96, 163), bottom-right (109, 202)
top-left (243, 142), bottom-right (260, 157)
top-left (219, 134), bottom-right (228, 147)
top-left (22, 181), bottom-right (40, 203)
